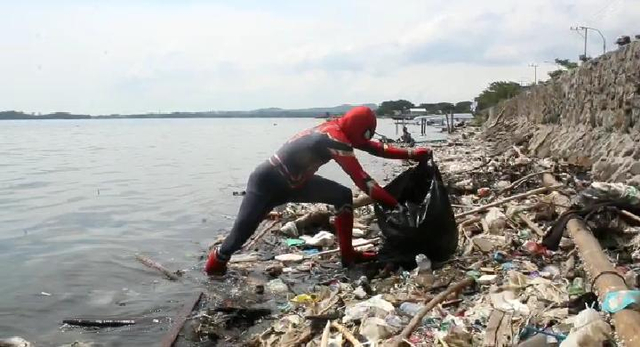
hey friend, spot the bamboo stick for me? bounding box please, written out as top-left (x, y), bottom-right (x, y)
top-left (455, 185), bottom-right (562, 219)
top-left (498, 170), bottom-right (551, 194)
top-left (135, 254), bottom-right (181, 281)
top-left (392, 277), bottom-right (475, 346)
top-left (331, 322), bottom-right (362, 347)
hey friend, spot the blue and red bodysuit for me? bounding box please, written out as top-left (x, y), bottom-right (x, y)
top-left (206, 107), bottom-right (431, 274)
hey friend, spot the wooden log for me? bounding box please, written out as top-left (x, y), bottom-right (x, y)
top-left (62, 319), bottom-right (136, 327)
top-left (392, 277), bottom-right (475, 346)
top-left (135, 254), bottom-right (181, 281)
top-left (160, 291), bottom-right (204, 347)
top-left (455, 185), bottom-right (562, 219)
top-left (542, 174), bottom-right (640, 347)
top-left (243, 219), bottom-right (280, 251)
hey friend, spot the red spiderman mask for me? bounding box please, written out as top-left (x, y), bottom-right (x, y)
top-left (337, 106), bottom-right (377, 147)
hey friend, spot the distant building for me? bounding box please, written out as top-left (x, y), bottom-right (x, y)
top-left (408, 108), bottom-right (428, 116)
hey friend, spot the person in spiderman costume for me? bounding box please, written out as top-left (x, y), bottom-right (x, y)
top-left (205, 106), bottom-right (432, 275)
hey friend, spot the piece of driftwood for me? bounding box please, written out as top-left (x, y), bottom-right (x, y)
top-left (455, 185), bottom-right (562, 219)
top-left (392, 277), bottom-right (475, 346)
top-left (306, 238), bottom-right (381, 258)
top-left (243, 219), bottom-right (280, 251)
top-left (499, 170), bottom-right (551, 195)
top-left (284, 326), bottom-right (315, 347)
top-left (160, 291), bottom-right (204, 347)
top-left (320, 321), bottom-right (331, 347)
top-left (517, 213), bottom-right (545, 236)
top-left (483, 310), bottom-right (503, 346)
top-left (62, 319), bottom-right (136, 327)
top-left (620, 209), bottom-right (640, 224)
top-left (483, 310), bottom-right (512, 347)
top-left (135, 254), bottom-right (181, 281)
top-left (331, 322), bottom-right (362, 347)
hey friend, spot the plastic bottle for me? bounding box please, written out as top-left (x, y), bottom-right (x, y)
top-left (568, 277), bottom-right (585, 296)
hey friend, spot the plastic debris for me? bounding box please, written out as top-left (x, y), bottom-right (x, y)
top-left (189, 126), bottom-right (640, 346)
top-left (267, 279), bottom-right (289, 294)
top-left (285, 238), bottom-right (305, 247)
top-left (343, 295), bottom-right (394, 323)
top-left (290, 294), bottom-right (318, 305)
top-left (279, 221), bottom-right (299, 237)
top-left (360, 317), bottom-right (394, 342)
top-left (300, 231), bottom-right (335, 247)
top-left (484, 207), bottom-right (507, 234)
top-left (274, 253), bottom-right (304, 263)
top-left (601, 290), bottom-right (640, 313)
top-left (0, 337), bottom-right (32, 347)
top-left (559, 308), bottom-right (611, 347)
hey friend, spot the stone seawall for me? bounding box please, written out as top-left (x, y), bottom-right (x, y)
top-left (483, 41), bottom-right (640, 185)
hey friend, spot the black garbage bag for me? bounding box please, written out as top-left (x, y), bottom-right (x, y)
top-left (374, 159), bottom-right (458, 269)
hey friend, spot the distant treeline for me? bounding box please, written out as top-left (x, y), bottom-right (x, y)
top-left (0, 104), bottom-right (379, 120)
top-left (1, 110), bottom-right (339, 120)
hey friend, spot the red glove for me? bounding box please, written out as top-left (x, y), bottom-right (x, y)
top-left (412, 147), bottom-right (432, 161)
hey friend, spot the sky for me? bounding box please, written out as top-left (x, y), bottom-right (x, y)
top-left (1, 0), bottom-right (638, 115)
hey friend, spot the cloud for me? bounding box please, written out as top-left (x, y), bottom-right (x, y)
top-left (0, 0), bottom-right (638, 114)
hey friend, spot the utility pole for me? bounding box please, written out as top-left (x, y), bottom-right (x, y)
top-left (528, 63), bottom-right (539, 85)
top-left (571, 25), bottom-right (606, 60)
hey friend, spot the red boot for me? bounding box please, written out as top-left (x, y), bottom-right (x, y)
top-left (204, 248), bottom-right (228, 276)
top-left (335, 210), bottom-right (377, 266)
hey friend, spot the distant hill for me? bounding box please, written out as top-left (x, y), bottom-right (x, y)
top-left (0, 104), bottom-right (378, 120)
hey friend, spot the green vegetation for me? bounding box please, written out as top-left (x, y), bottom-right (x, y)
top-left (548, 58), bottom-right (579, 80)
top-left (376, 99), bottom-right (415, 116)
top-left (376, 100), bottom-right (473, 116)
top-left (474, 81), bottom-right (522, 111)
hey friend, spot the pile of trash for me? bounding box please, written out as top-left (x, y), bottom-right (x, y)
top-left (186, 126), bottom-right (640, 347)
